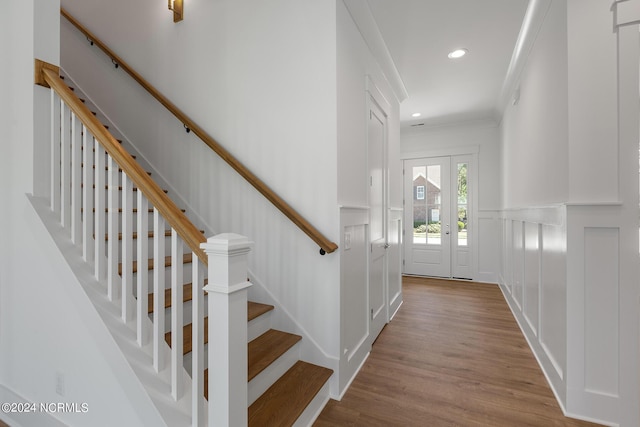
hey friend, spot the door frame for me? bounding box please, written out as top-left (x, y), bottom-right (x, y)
top-left (366, 76), bottom-right (390, 346)
top-left (401, 146), bottom-right (479, 279)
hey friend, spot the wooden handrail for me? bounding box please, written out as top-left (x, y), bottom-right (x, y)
top-left (40, 65), bottom-right (208, 264)
top-left (61, 8), bottom-right (338, 255)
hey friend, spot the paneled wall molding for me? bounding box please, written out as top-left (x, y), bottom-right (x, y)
top-left (499, 209), bottom-right (568, 413)
top-left (500, 204), bottom-right (566, 226)
top-left (565, 204), bottom-right (637, 425)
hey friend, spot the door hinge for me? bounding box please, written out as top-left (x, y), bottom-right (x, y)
top-left (402, 259), bottom-right (405, 266)
top-left (371, 308), bottom-right (374, 320)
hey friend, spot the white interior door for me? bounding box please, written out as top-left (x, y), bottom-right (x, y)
top-left (368, 98), bottom-right (387, 342)
top-left (403, 157), bottom-right (451, 277)
top-left (403, 156), bottom-right (473, 279)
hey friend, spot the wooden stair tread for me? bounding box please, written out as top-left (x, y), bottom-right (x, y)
top-left (100, 229), bottom-right (203, 241)
top-left (149, 283), bottom-right (193, 313)
top-left (248, 329), bottom-right (301, 381)
top-left (164, 317), bottom-right (208, 355)
top-left (82, 184), bottom-right (167, 193)
top-left (119, 253), bottom-right (192, 275)
top-left (162, 300), bottom-right (262, 354)
top-left (248, 361), bottom-right (332, 427)
top-left (87, 207), bottom-right (171, 213)
top-left (85, 164), bottom-right (151, 175)
top-left (103, 229), bottom-right (172, 241)
top-left (147, 280), bottom-right (208, 313)
top-left (248, 301), bottom-right (274, 322)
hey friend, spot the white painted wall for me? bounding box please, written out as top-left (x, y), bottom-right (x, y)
top-left (566, 0), bottom-right (618, 203)
top-left (60, 0), bottom-right (342, 362)
top-left (401, 121), bottom-right (502, 282)
top-left (500, 0), bottom-right (568, 209)
top-left (0, 1), bottom-right (168, 426)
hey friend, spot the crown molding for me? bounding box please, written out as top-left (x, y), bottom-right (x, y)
top-left (342, 0), bottom-right (409, 103)
top-left (615, 0), bottom-right (640, 27)
top-left (497, 0), bottom-right (553, 115)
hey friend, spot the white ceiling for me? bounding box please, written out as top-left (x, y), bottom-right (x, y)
top-left (366, 0), bottom-right (529, 128)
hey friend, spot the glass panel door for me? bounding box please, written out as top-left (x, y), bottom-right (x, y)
top-left (404, 155), bottom-right (474, 279)
top-left (404, 157), bottom-right (451, 277)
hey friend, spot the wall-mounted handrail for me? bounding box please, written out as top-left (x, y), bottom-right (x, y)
top-left (61, 8), bottom-right (338, 255)
top-left (39, 64), bottom-right (208, 264)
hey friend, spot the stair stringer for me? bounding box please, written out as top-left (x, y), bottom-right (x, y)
top-left (29, 195), bottom-right (197, 427)
top-left (246, 274), bottom-right (340, 399)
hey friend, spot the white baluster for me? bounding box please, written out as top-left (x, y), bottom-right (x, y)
top-left (82, 128), bottom-right (94, 263)
top-left (171, 228), bottom-right (184, 401)
top-left (121, 172), bottom-right (134, 322)
top-left (191, 257), bottom-right (205, 426)
top-left (202, 234), bottom-right (252, 427)
top-left (94, 139), bottom-right (106, 281)
top-left (50, 91), bottom-right (61, 214)
top-left (107, 155), bottom-right (120, 301)
top-left (153, 209), bottom-right (165, 372)
top-left (70, 113), bottom-right (82, 245)
top-left (137, 192), bottom-right (149, 346)
top-left (60, 102), bottom-right (71, 227)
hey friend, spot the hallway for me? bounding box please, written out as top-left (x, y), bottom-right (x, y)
top-left (315, 276), bottom-right (600, 426)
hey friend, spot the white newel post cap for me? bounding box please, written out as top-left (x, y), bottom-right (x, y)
top-left (201, 233), bottom-right (253, 294)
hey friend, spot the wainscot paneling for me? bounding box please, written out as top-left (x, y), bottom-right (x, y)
top-left (338, 207), bottom-right (370, 396)
top-left (499, 205), bottom-right (567, 409)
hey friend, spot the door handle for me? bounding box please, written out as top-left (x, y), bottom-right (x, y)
top-left (384, 243), bottom-right (390, 249)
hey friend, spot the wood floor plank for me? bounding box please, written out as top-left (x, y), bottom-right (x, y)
top-left (314, 276), bottom-right (602, 427)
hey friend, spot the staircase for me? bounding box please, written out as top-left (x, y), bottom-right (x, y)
top-left (36, 62), bottom-right (333, 426)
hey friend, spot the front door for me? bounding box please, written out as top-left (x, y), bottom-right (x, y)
top-left (403, 156), bottom-right (473, 279)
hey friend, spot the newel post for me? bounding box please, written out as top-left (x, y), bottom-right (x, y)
top-left (201, 233), bottom-right (252, 427)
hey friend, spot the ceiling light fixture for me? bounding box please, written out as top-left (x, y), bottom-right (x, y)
top-left (448, 48), bottom-right (468, 59)
top-left (411, 113), bottom-right (422, 118)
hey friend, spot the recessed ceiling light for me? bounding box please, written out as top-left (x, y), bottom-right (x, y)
top-left (411, 112), bottom-right (422, 118)
top-left (448, 48), bottom-right (468, 59)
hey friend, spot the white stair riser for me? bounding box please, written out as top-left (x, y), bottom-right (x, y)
top-left (248, 311), bottom-right (272, 342)
top-left (247, 341), bottom-right (300, 406)
top-left (292, 380), bottom-right (331, 427)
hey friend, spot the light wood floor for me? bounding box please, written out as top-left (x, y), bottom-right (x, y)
top-left (315, 276), bottom-right (601, 427)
